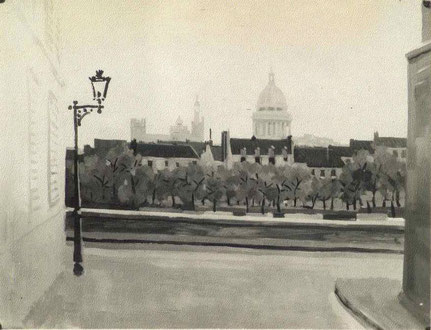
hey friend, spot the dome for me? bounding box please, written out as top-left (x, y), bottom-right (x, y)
top-left (256, 72), bottom-right (287, 111)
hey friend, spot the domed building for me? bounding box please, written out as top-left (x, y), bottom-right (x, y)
top-left (252, 71), bottom-right (292, 139)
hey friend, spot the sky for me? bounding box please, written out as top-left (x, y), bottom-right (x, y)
top-left (59, 0), bottom-right (422, 147)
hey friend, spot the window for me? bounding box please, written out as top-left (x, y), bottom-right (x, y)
top-left (269, 157), bottom-right (275, 165)
top-left (176, 162), bottom-right (180, 167)
top-left (283, 157), bottom-right (288, 162)
top-left (320, 170), bottom-right (325, 177)
top-left (331, 169), bottom-right (336, 177)
top-left (276, 107), bottom-right (282, 111)
top-left (255, 157), bottom-right (261, 164)
top-left (192, 160), bottom-right (197, 165)
top-left (165, 160), bottom-right (169, 167)
top-left (393, 150), bottom-right (399, 157)
top-left (240, 157), bottom-right (246, 162)
top-left (311, 169), bottom-right (315, 175)
top-left (401, 150), bottom-right (406, 158)
top-left (148, 160), bottom-right (153, 167)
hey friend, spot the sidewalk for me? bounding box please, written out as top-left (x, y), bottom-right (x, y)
top-left (76, 207), bottom-right (405, 230)
top-left (335, 278), bottom-right (427, 329)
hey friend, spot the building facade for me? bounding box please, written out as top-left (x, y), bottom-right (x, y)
top-left (222, 132), bottom-right (294, 167)
top-left (401, 2), bottom-right (431, 324)
top-left (169, 116), bottom-right (191, 141)
top-left (252, 71), bottom-right (292, 139)
top-left (0, 1), bottom-right (65, 326)
top-left (130, 118), bottom-right (169, 143)
top-left (131, 96), bottom-right (205, 143)
top-left (373, 132), bottom-right (407, 162)
top-left (134, 143), bottom-right (200, 172)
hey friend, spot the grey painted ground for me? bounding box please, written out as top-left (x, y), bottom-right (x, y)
top-left (25, 245), bottom-right (402, 329)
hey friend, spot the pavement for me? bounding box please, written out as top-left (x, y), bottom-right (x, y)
top-left (24, 244), bottom-right (403, 329)
top-left (335, 278), bottom-right (427, 329)
top-left (77, 207), bottom-right (405, 229)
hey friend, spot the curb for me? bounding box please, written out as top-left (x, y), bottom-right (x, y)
top-left (66, 236), bottom-right (403, 254)
top-left (334, 282), bottom-right (384, 330)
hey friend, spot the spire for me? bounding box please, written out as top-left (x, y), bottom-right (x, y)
top-left (269, 68), bottom-right (275, 84)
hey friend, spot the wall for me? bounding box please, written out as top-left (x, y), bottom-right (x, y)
top-left (401, 3), bottom-right (431, 323)
top-left (141, 157), bottom-right (197, 172)
top-left (0, 1), bottom-right (66, 326)
top-left (231, 154), bottom-right (294, 166)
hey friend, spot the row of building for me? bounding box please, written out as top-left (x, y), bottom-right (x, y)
top-left (75, 129), bottom-right (406, 179)
top-left (94, 70), bottom-right (406, 178)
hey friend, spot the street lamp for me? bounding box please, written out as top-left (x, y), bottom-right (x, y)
top-left (68, 70), bottom-right (111, 276)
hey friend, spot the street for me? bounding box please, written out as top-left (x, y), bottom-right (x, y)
top-left (25, 244), bottom-right (402, 329)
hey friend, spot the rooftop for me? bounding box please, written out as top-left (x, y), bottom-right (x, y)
top-left (375, 137), bottom-right (407, 148)
top-left (135, 143), bottom-right (199, 159)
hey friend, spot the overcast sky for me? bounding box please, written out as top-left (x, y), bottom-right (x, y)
top-left (59, 0), bottom-right (422, 147)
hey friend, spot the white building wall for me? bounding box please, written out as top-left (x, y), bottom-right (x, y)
top-left (141, 157), bottom-right (198, 172)
top-left (231, 154), bottom-right (293, 166)
top-left (0, 2), bottom-right (65, 327)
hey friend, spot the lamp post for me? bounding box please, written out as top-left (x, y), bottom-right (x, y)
top-left (68, 70), bottom-right (111, 276)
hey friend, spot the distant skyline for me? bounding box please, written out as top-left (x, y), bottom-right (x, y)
top-left (59, 0), bottom-right (422, 147)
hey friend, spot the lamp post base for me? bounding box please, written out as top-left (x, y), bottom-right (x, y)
top-left (73, 262), bottom-right (84, 276)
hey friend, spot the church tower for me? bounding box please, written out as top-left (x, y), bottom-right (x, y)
top-left (252, 70), bottom-right (292, 139)
top-left (190, 95), bottom-right (205, 142)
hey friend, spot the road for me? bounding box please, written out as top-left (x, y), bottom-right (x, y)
top-left (25, 244), bottom-right (403, 329)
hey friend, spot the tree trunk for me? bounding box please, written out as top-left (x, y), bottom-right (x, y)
top-left (237, 201), bottom-right (240, 206)
top-left (213, 199), bottom-right (216, 212)
top-left (323, 199), bottom-right (326, 210)
top-left (191, 193), bottom-right (195, 210)
top-left (202, 198), bottom-right (205, 206)
top-left (390, 200), bottom-right (396, 218)
top-left (112, 184), bottom-right (116, 201)
top-left (261, 198), bottom-right (265, 214)
top-left (252, 198), bottom-right (255, 207)
top-left (131, 176), bottom-right (136, 195)
top-left (276, 195), bottom-right (281, 213)
top-left (330, 197), bottom-right (334, 210)
top-left (245, 197), bottom-right (249, 213)
top-left (372, 190), bottom-right (376, 208)
top-left (353, 198), bottom-right (357, 210)
top-left (366, 201), bottom-right (372, 213)
top-left (227, 197), bottom-right (231, 206)
top-left (346, 202), bottom-right (350, 211)
top-left (294, 197), bottom-right (297, 207)
top-left (152, 189), bottom-right (156, 205)
top-left (311, 196), bottom-right (316, 209)
top-left (382, 199), bottom-right (386, 208)
top-left (171, 194), bottom-right (176, 207)
top-left (395, 190), bottom-right (401, 207)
